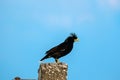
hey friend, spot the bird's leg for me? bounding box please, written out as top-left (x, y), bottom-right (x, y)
top-left (55, 59), bottom-right (59, 63)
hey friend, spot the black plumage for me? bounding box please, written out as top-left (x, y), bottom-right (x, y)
top-left (40, 33), bottom-right (78, 63)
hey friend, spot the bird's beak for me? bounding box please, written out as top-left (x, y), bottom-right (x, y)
top-left (74, 38), bottom-right (79, 42)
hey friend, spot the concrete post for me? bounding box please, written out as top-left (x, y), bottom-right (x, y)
top-left (38, 63), bottom-right (68, 80)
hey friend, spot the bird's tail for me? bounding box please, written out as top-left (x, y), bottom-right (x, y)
top-left (40, 55), bottom-right (48, 61)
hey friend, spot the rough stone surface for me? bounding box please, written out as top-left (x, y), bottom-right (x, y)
top-left (38, 63), bottom-right (68, 80)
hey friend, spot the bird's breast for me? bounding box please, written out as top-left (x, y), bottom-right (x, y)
top-left (65, 43), bottom-right (73, 53)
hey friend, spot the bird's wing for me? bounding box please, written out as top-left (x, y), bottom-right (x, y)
top-left (45, 42), bottom-right (67, 55)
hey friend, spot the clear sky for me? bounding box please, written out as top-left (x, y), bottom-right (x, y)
top-left (0, 0), bottom-right (120, 80)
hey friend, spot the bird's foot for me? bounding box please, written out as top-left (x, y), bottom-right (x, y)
top-left (55, 59), bottom-right (60, 63)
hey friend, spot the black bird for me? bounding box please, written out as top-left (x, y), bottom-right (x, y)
top-left (40, 33), bottom-right (79, 63)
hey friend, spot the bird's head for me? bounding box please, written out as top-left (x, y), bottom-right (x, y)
top-left (65, 33), bottom-right (79, 42)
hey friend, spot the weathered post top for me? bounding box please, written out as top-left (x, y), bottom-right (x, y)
top-left (38, 62), bottom-right (68, 80)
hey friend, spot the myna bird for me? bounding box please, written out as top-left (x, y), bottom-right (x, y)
top-left (40, 33), bottom-right (79, 63)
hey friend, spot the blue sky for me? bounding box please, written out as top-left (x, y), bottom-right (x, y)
top-left (0, 0), bottom-right (120, 80)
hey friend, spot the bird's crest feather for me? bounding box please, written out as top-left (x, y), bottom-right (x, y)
top-left (70, 33), bottom-right (77, 38)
